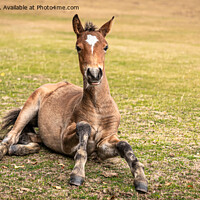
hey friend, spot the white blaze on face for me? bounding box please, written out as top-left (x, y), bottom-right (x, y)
top-left (85, 34), bottom-right (98, 54)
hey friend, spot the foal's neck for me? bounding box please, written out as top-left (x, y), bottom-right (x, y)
top-left (82, 72), bottom-right (111, 108)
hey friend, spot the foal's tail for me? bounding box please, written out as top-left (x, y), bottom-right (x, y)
top-left (1, 108), bottom-right (21, 133)
top-left (0, 108), bottom-right (38, 138)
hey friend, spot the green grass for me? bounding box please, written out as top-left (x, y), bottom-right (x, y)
top-left (0, 0), bottom-right (200, 199)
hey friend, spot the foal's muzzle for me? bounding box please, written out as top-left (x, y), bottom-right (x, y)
top-left (86, 67), bottom-right (103, 85)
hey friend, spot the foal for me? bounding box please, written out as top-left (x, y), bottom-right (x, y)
top-left (0, 15), bottom-right (148, 193)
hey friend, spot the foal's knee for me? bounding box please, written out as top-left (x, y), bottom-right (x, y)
top-left (76, 122), bottom-right (91, 137)
top-left (116, 141), bottom-right (132, 157)
top-left (116, 141), bottom-right (138, 163)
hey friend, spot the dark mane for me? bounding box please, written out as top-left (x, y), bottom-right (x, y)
top-left (84, 22), bottom-right (97, 32)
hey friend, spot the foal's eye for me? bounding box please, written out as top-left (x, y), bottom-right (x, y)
top-left (104, 45), bottom-right (108, 52)
top-left (76, 46), bottom-right (81, 52)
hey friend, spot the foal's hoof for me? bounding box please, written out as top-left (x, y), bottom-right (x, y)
top-left (69, 174), bottom-right (84, 186)
top-left (134, 179), bottom-right (148, 194)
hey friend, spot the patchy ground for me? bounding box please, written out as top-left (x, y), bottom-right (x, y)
top-left (0, 0), bottom-right (200, 199)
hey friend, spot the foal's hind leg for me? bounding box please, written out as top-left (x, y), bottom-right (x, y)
top-left (8, 128), bottom-right (41, 156)
top-left (0, 89), bottom-right (41, 160)
top-left (8, 143), bottom-right (40, 156)
top-left (69, 122), bottom-right (91, 186)
top-left (97, 135), bottom-right (148, 194)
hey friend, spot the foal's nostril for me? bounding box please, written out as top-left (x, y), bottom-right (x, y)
top-left (87, 68), bottom-right (93, 79)
top-left (98, 68), bottom-right (103, 79)
top-left (87, 68), bottom-right (103, 82)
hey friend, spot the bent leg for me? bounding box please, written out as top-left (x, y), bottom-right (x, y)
top-left (97, 135), bottom-right (148, 193)
top-left (8, 130), bottom-right (40, 156)
top-left (62, 122), bottom-right (79, 155)
top-left (8, 143), bottom-right (40, 156)
top-left (0, 89), bottom-right (41, 160)
top-left (69, 121), bottom-right (91, 186)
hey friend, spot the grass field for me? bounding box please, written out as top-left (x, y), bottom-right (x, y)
top-left (0, 0), bottom-right (200, 199)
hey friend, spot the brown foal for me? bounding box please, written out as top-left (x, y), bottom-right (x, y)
top-left (0, 15), bottom-right (148, 193)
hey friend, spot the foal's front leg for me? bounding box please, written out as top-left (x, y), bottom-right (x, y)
top-left (97, 135), bottom-right (148, 193)
top-left (69, 121), bottom-right (91, 186)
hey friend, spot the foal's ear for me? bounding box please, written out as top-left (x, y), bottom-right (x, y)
top-left (99, 16), bottom-right (115, 37)
top-left (72, 14), bottom-right (84, 36)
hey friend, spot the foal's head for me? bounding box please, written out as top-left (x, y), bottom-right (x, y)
top-left (72, 14), bottom-right (114, 86)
